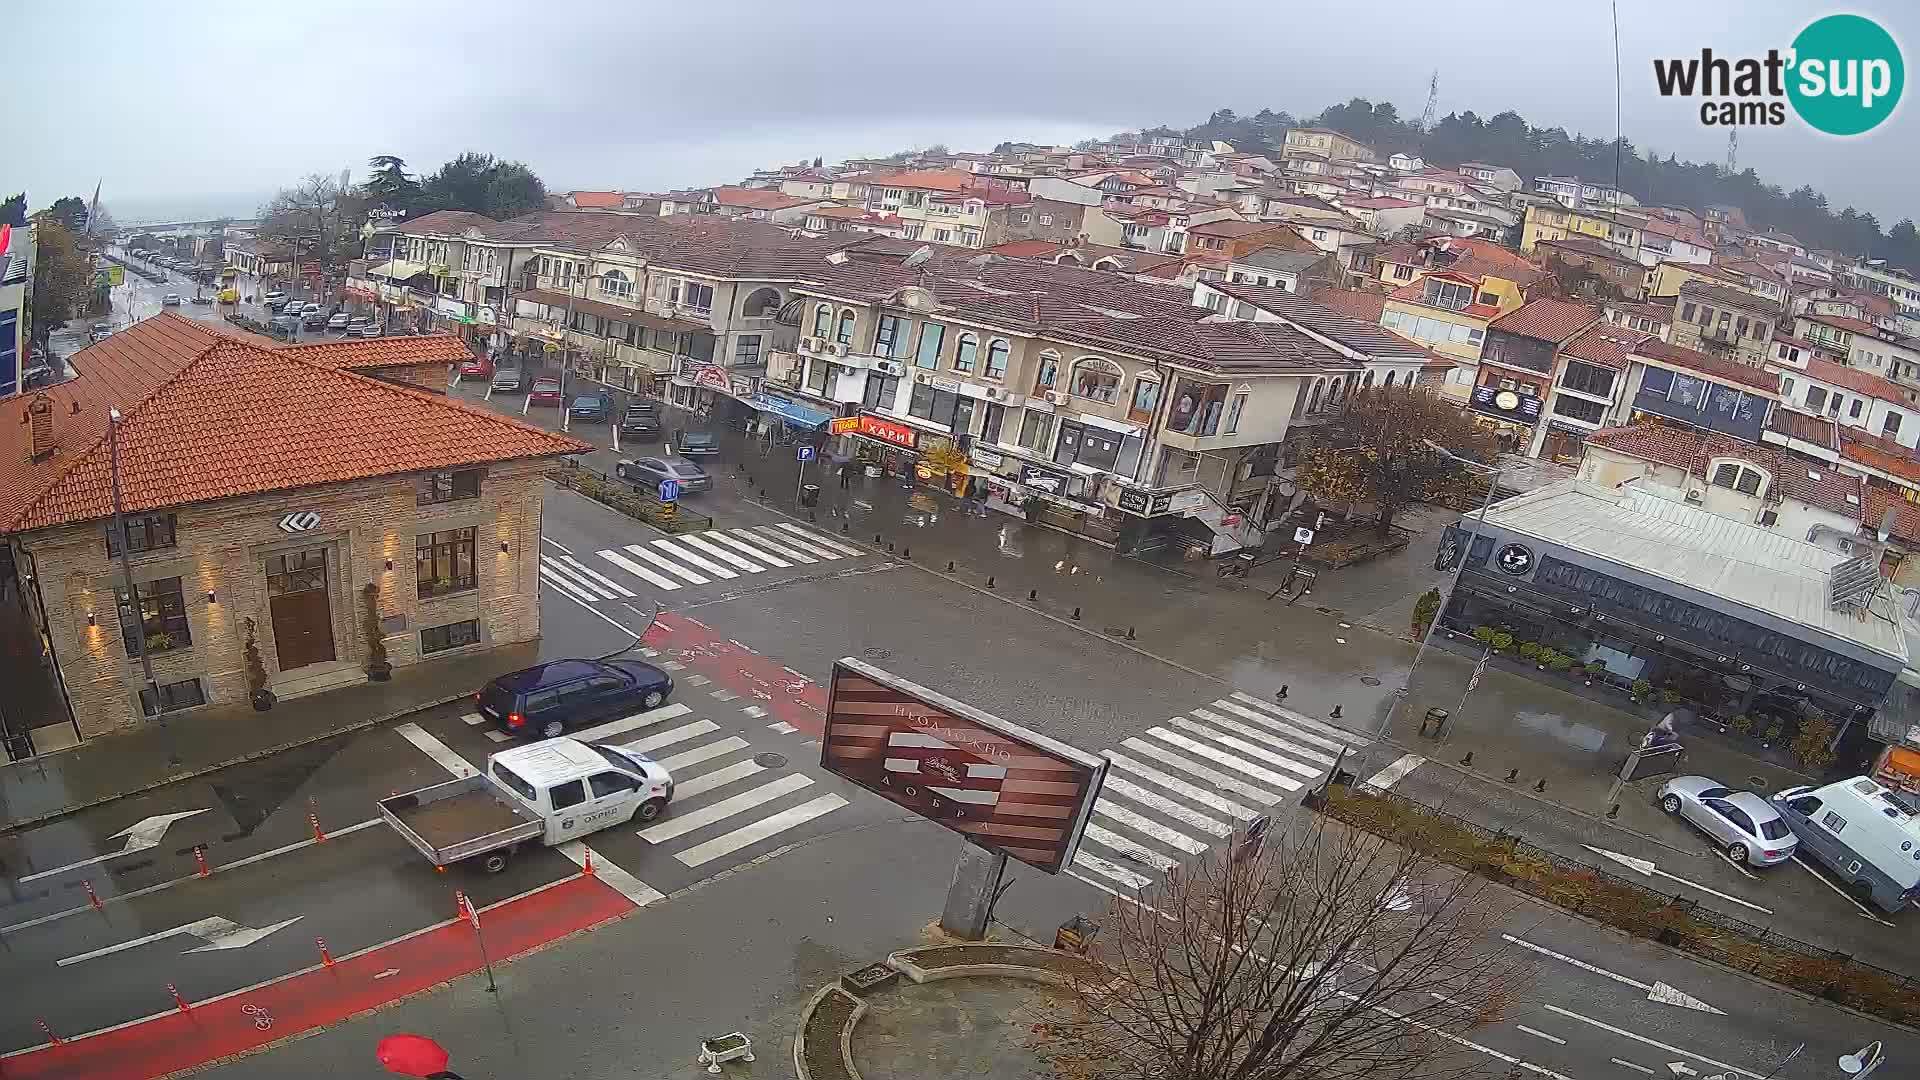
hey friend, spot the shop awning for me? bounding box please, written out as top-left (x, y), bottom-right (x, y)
top-left (748, 393), bottom-right (832, 429)
top-left (368, 259), bottom-right (429, 280)
top-left (515, 288), bottom-right (705, 333)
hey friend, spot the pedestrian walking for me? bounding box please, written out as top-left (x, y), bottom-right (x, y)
top-left (838, 461), bottom-right (854, 489)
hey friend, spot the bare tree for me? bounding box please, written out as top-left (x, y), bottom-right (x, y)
top-left (258, 173), bottom-right (364, 275)
top-left (1039, 817), bottom-right (1531, 1080)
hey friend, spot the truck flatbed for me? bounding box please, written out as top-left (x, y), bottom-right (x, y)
top-left (379, 774), bottom-right (543, 867)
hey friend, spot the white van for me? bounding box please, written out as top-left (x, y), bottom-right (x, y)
top-left (1771, 776), bottom-right (1920, 914)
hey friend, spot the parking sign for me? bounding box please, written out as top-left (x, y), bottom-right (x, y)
top-left (797, 446), bottom-right (815, 461)
top-left (658, 479), bottom-right (680, 502)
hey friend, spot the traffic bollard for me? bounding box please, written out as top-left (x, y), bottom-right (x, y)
top-left (167, 983), bottom-right (191, 1013)
top-left (1028, 589), bottom-right (1038, 601)
top-left (1330, 705), bottom-right (1342, 719)
top-left (193, 846), bottom-right (211, 878)
top-left (1504, 769), bottom-right (1519, 783)
top-left (1126, 626), bottom-right (1136, 640)
top-left (1276, 684), bottom-right (1289, 700)
top-left (1533, 778), bottom-right (1547, 793)
top-left (317, 937), bottom-right (335, 967)
top-left (986, 576), bottom-right (995, 589)
top-left (900, 547), bottom-right (909, 559)
top-left (83, 879), bottom-right (103, 910)
top-left (456, 889), bottom-right (470, 920)
top-left (310, 811), bottom-right (327, 843)
top-left (583, 847), bottom-right (596, 876)
top-left (946, 561), bottom-right (955, 572)
top-left (36, 1018), bottom-right (62, 1046)
top-left (1071, 607), bottom-right (1082, 621)
top-left (1459, 752), bottom-right (1474, 767)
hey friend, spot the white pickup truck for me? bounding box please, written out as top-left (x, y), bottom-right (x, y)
top-left (379, 738), bottom-right (674, 873)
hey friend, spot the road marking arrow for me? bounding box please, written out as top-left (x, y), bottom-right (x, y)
top-left (1581, 845), bottom-right (1774, 915)
top-left (1502, 936), bottom-right (1724, 1013)
top-left (57, 914), bottom-right (303, 966)
top-left (18, 809), bottom-right (210, 884)
top-left (1668, 1063), bottom-right (1698, 1077)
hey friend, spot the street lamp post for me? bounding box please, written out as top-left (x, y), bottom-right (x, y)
top-left (1376, 441), bottom-right (1514, 740)
top-left (108, 408), bottom-right (179, 768)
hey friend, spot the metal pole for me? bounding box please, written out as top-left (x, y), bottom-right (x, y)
top-left (1377, 453), bottom-right (1503, 738)
top-left (795, 452), bottom-right (807, 505)
top-left (561, 268), bottom-right (581, 433)
top-left (108, 410), bottom-right (177, 767)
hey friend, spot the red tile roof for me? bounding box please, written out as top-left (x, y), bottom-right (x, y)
top-left (1862, 485), bottom-right (1920, 543)
top-left (1309, 287), bottom-right (1387, 323)
top-left (1800, 312), bottom-right (1880, 336)
top-left (279, 336), bottom-right (474, 370)
top-left (1561, 324), bottom-right (1648, 370)
top-left (1766, 408), bottom-right (1839, 450)
top-left (1488, 299), bottom-right (1599, 344)
top-left (1587, 422), bottom-right (1863, 518)
top-left (565, 191), bottom-right (625, 209)
top-left (2, 313), bottom-right (588, 534)
top-left (1633, 338), bottom-right (1778, 391)
top-left (397, 210), bottom-right (498, 236)
top-left (711, 186), bottom-right (817, 211)
top-left (1536, 236), bottom-right (1642, 267)
top-left (1189, 219), bottom-right (1275, 238)
top-left (990, 240), bottom-right (1064, 259)
top-left (1804, 356), bottom-right (1907, 401)
top-left (863, 169), bottom-right (979, 193)
top-left (1841, 431), bottom-right (1920, 484)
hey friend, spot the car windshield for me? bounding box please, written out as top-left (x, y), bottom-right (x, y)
top-left (1696, 786), bottom-right (1734, 801)
top-left (1759, 818), bottom-right (1792, 840)
top-left (682, 432), bottom-right (714, 446)
top-left (532, 380), bottom-right (559, 391)
top-left (589, 743), bottom-right (650, 772)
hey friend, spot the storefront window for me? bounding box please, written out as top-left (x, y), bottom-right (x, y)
top-left (914, 322), bottom-right (946, 370)
top-left (422, 619), bottom-right (481, 654)
top-left (140, 678), bottom-right (206, 717)
top-left (118, 576), bottom-right (192, 657)
top-left (1130, 378), bottom-right (1160, 420)
top-left (1167, 379), bottom-right (1229, 435)
top-left (1070, 358), bottom-right (1123, 402)
top-left (417, 528), bottom-right (477, 598)
top-left (1018, 410), bottom-right (1053, 452)
top-left (864, 374), bottom-right (899, 411)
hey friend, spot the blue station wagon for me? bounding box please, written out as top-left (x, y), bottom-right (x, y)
top-left (476, 658), bottom-right (675, 740)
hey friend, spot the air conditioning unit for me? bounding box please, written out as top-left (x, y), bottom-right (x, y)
top-left (1046, 390), bottom-right (1068, 406)
top-left (873, 359), bottom-right (905, 377)
top-left (831, 342), bottom-right (848, 357)
top-left (985, 387), bottom-right (1002, 400)
top-left (1685, 489), bottom-right (1704, 503)
top-left (797, 337), bottom-right (814, 353)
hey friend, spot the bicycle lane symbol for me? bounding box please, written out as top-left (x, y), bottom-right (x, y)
top-left (242, 1002), bottom-right (274, 1030)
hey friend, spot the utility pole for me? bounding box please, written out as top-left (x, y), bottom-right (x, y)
top-left (108, 408), bottom-right (179, 768)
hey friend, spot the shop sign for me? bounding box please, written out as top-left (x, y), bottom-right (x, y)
top-left (1470, 385), bottom-right (1542, 423)
top-left (1495, 542), bottom-right (1535, 576)
top-left (1117, 488), bottom-right (1151, 515)
top-left (684, 363), bottom-right (732, 392)
top-left (1165, 489), bottom-right (1209, 515)
top-left (1020, 464), bottom-right (1070, 495)
top-left (434, 295), bottom-right (468, 318)
top-left (857, 414), bottom-right (918, 449)
top-left (828, 417), bottom-right (861, 435)
top-left (930, 376), bottom-right (961, 391)
top-left (970, 447), bottom-right (1004, 470)
top-left (477, 306), bottom-right (497, 326)
top-left (1149, 492), bottom-right (1174, 515)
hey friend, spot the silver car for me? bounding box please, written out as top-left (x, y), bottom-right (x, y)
top-left (1657, 775), bottom-right (1798, 866)
top-left (615, 455), bottom-right (710, 496)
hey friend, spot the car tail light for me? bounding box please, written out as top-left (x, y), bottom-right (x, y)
top-left (1763, 850), bottom-right (1781, 858)
top-left (507, 712), bottom-right (525, 729)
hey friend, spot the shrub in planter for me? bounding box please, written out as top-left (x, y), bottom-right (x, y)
top-left (361, 583), bottom-right (392, 681)
top-left (1660, 687), bottom-right (1683, 704)
top-left (1517, 641), bottom-right (1543, 662)
top-left (1630, 678), bottom-right (1653, 701)
top-left (1489, 631), bottom-right (1513, 653)
top-left (1411, 588), bottom-right (1443, 638)
top-left (1548, 653), bottom-right (1574, 673)
top-left (1727, 713), bottom-right (1753, 736)
top-left (243, 618), bottom-right (275, 711)
top-left (1471, 625), bottom-right (1495, 645)
top-left (1585, 658), bottom-right (1607, 677)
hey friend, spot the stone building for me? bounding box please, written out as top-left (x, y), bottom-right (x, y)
top-left (0, 313), bottom-right (586, 755)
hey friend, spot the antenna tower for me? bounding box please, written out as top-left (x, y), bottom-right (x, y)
top-left (1420, 69), bottom-right (1440, 131)
top-left (1724, 129), bottom-right (1738, 176)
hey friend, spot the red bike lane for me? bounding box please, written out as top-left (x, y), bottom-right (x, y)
top-left (647, 612), bottom-right (827, 736)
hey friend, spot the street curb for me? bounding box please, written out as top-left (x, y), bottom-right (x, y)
top-left (0, 689), bottom-right (475, 836)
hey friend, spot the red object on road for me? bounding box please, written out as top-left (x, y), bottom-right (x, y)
top-left (310, 811), bottom-right (327, 843)
top-left (376, 1033), bottom-right (450, 1077)
top-left (83, 879), bottom-right (103, 910)
top-left (317, 937), bottom-right (334, 967)
top-left (166, 984), bottom-right (191, 1013)
top-left (192, 846), bottom-right (211, 878)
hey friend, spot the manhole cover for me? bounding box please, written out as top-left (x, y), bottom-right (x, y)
top-left (754, 752), bottom-right (789, 769)
top-left (862, 647), bottom-right (891, 660)
top-left (1748, 775), bottom-right (1768, 788)
top-left (1315, 605), bottom-right (1335, 615)
top-left (1360, 676), bottom-right (1381, 686)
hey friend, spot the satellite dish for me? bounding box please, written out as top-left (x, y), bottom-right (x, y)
top-left (901, 245), bottom-right (934, 269)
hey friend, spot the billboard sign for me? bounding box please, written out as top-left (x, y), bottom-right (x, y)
top-left (821, 659), bottom-right (1105, 874)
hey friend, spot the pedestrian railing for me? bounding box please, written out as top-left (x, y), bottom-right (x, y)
top-left (1315, 780), bottom-right (1920, 1024)
top-left (548, 460), bottom-right (713, 535)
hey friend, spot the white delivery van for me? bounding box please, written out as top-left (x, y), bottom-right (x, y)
top-left (1771, 776), bottom-right (1920, 914)
top-left (380, 738), bottom-right (673, 872)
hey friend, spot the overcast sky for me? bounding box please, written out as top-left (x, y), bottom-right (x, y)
top-left (16, 1), bottom-right (1917, 226)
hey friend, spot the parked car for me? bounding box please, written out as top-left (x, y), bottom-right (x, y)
top-left (619, 402), bottom-right (662, 439)
top-left (673, 429), bottom-right (719, 458)
top-left (568, 392), bottom-right (612, 423)
top-left (616, 455), bottom-right (711, 496)
top-left (348, 315), bottom-right (373, 329)
top-left (264, 290), bottom-right (286, 306)
top-left (161, 293), bottom-right (181, 306)
top-left (1657, 775), bottom-right (1798, 866)
top-left (1773, 777), bottom-right (1920, 913)
top-left (459, 354), bottom-right (494, 379)
top-left (302, 310), bottom-right (329, 330)
top-left (355, 323), bottom-right (383, 338)
top-left (491, 365), bottom-right (527, 392)
top-left (528, 377), bottom-right (563, 406)
top-left (302, 302), bottom-right (324, 315)
top-left (191, 295), bottom-right (213, 305)
top-left (327, 313), bottom-right (350, 332)
top-left (475, 658), bottom-right (676, 740)
top-left (88, 325), bottom-right (114, 343)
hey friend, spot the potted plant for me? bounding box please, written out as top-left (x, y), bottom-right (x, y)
top-left (362, 583), bottom-right (392, 682)
top-left (1548, 652), bottom-right (1574, 674)
top-left (1489, 631), bottom-right (1513, 655)
top-left (1517, 641), bottom-right (1543, 663)
top-left (1471, 625), bottom-right (1494, 646)
top-left (144, 630), bottom-right (174, 653)
top-left (1727, 713), bottom-right (1754, 736)
top-left (1629, 678), bottom-right (1653, 704)
top-left (243, 618), bottom-right (275, 711)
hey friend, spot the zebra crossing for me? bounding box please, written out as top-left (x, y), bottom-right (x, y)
top-left (538, 523), bottom-right (868, 603)
top-left (456, 701), bottom-right (849, 870)
top-left (1070, 691), bottom-right (1369, 892)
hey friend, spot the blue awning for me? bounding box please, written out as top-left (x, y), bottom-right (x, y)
top-left (748, 393), bottom-right (832, 429)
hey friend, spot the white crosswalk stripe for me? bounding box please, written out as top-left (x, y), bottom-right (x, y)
top-left (1069, 698), bottom-right (1373, 897)
top-left (597, 548), bottom-right (686, 592)
top-left (678, 534), bottom-right (765, 573)
top-left (641, 773), bottom-right (815, 843)
top-left (702, 530), bottom-right (792, 568)
top-left (616, 544), bottom-right (711, 585)
top-left (672, 794), bottom-right (847, 868)
top-left (558, 555), bottom-right (636, 597)
top-left (728, 528), bottom-right (815, 563)
top-left (539, 556), bottom-right (623, 599)
top-left (570, 703), bottom-right (693, 743)
top-left (650, 538), bottom-right (738, 579)
top-left (753, 525), bottom-right (840, 560)
top-left (776, 522), bottom-right (864, 557)
top-left (540, 563), bottom-right (600, 604)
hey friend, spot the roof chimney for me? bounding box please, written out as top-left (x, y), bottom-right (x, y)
top-left (26, 395), bottom-right (54, 462)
